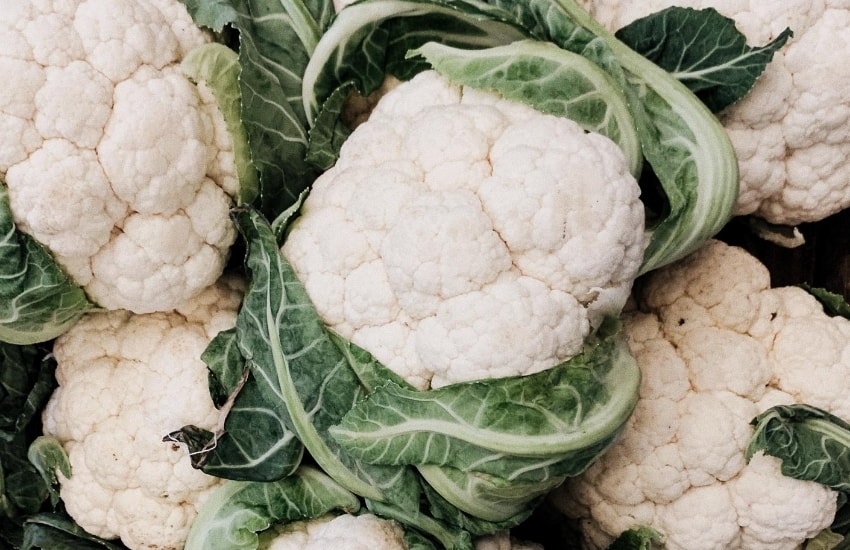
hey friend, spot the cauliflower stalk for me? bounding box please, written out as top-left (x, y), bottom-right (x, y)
top-left (551, 239), bottom-right (844, 550)
top-left (0, 0), bottom-right (254, 344)
top-left (578, 0), bottom-right (850, 227)
top-left (284, 69), bottom-right (646, 390)
top-left (41, 276), bottom-right (244, 550)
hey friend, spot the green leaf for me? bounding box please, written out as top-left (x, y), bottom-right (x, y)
top-left (0, 344), bottom-right (57, 545)
top-left (232, 207), bottom-right (420, 505)
top-left (184, 465), bottom-right (361, 550)
top-left (181, 0), bottom-right (336, 217)
top-left (0, 343), bottom-right (55, 438)
top-left (408, 39), bottom-right (641, 177)
top-left (26, 436), bottom-right (70, 508)
top-left (366, 498), bottom-right (474, 550)
top-left (167, 371), bottom-right (305, 481)
top-left (805, 529), bottom-right (847, 550)
top-left (615, 7), bottom-right (792, 113)
top-left (21, 513), bottom-right (128, 550)
top-left (165, 326), bottom-right (304, 481)
top-left (182, 43), bottom-right (260, 205)
top-left (301, 0), bottom-right (530, 124)
top-left (0, 184), bottom-right (94, 345)
top-left (606, 526), bottom-right (664, 550)
top-left (416, 465), bottom-right (545, 524)
top-left (748, 404), bottom-right (850, 491)
top-left (801, 285), bottom-right (850, 320)
top-left (331, 331), bottom-right (588, 521)
top-left (329, 331), bottom-right (640, 478)
top-left (228, 0), bottom-right (334, 218)
top-left (1, 432), bottom-right (50, 521)
top-left (179, 0), bottom-right (239, 32)
top-left (201, 328), bottom-right (247, 408)
top-left (305, 83), bottom-right (355, 171)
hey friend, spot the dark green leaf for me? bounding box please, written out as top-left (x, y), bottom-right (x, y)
top-left (22, 513), bottom-right (128, 550)
top-left (1, 433), bottom-right (50, 520)
top-left (801, 285), bottom-right (850, 320)
top-left (201, 328), bottom-right (247, 408)
top-left (0, 343), bottom-right (55, 438)
top-left (230, 0), bottom-right (334, 218)
top-left (305, 83), bottom-right (355, 171)
top-left (748, 404), bottom-right (850, 491)
top-left (616, 7), bottom-right (792, 113)
top-left (606, 526), bottom-right (664, 550)
top-left (166, 369), bottom-right (305, 481)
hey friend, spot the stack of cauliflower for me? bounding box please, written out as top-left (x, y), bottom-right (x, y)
top-left (552, 239), bottom-right (845, 550)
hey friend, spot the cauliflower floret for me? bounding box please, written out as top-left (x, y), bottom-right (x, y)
top-left (282, 70), bottom-right (646, 389)
top-left (1, 0), bottom-right (238, 313)
top-left (551, 240), bottom-right (841, 550)
top-left (257, 513), bottom-right (408, 550)
top-left (41, 276), bottom-right (244, 550)
top-left (578, 0), bottom-right (850, 226)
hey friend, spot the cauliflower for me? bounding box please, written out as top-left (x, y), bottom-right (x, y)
top-left (256, 513), bottom-right (408, 550)
top-left (282, 70), bottom-right (646, 389)
top-left (40, 275), bottom-right (244, 550)
top-left (577, 0), bottom-right (850, 226)
top-left (1, 0), bottom-right (239, 313)
top-left (551, 239), bottom-right (843, 550)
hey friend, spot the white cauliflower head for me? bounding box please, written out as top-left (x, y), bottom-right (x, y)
top-left (282, 70), bottom-right (646, 389)
top-left (256, 513), bottom-right (408, 550)
top-left (578, 0), bottom-right (850, 226)
top-left (551, 240), bottom-right (843, 550)
top-left (41, 275), bottom-right (244, 550)
top-left (1, 0), bottom-right (239, 313)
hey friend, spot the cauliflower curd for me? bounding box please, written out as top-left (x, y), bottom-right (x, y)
top-left (552, 240), bottom-right (842, 550)
top-left (257, 513), bottom-right (408, 550)
top-left (41, 276), bottom-right (244, 550)
top-left (283, 71), bottom-right (646, 389)
top-left (1, 0), bottom-right (239, 313)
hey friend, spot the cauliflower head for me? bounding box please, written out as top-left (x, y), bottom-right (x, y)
top-left (578, 0), bottom-right (850, 226)
top-left (1, 0), bottom-right (240, 313)
top-left (256, 513), bottom-right (408, 550)
top-left (282, 70), bottom-right (646, 389)
top-left (551, 240), bottom-right (843, 550)
top-left (41, 275), bottom-right (244, 550)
